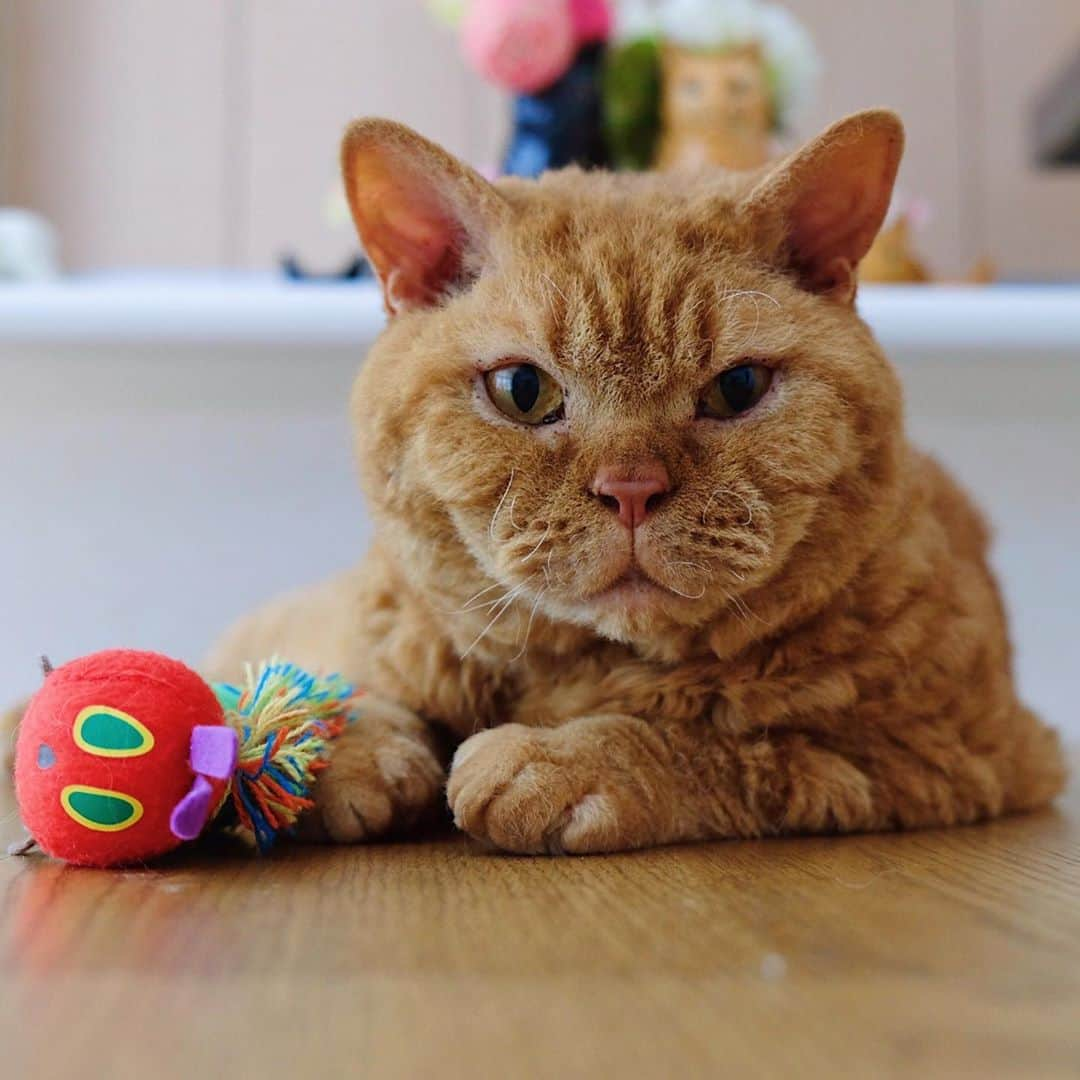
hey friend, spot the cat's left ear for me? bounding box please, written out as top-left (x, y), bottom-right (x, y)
top-left (341, 118), bottom-right (508, 315)
top-left (742, 109), bottom-right (904, 303)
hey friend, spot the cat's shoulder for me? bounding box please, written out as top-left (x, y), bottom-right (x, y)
top-left (908, 446), bottom-right (993, 558)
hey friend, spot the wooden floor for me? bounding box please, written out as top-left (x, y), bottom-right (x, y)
top-left (2, 759), bottom-right (1078, 1080)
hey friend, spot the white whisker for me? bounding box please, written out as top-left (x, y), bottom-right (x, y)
top-left (545, 548), bottom-right (570, 589)
top-left (489, 469), bottom-right (516, 541)
top-left (435, 580), bottom-right (505, 616)
top-left (510, 586), bottom-right (549, 662)
top-left (458, 574), bottom-right (538, 661)
top-left (667, 581), bottom-right (707, 600)
top-left (459, 592), bottom-right (519, 661)
top-left (661, 560), bottom-right (708, 600)
top-left (719, 288), bottom-right (782, 310)
top-left (732, 490), bottom-right (754, 526)
top-left (460, 581), bottom-right (503, 607)
top-left (666, 560), bottom-right (707, 575)
top-left (540, 273), bottom-right (569, 306)
top-left (507, 495), bottom-right (524, 534)
top-left (722, 289), bottom-right (780, 354)
top-left (727, 590), bottom-right (766, 625)
top-left (521, 528), bottom-right (550, 563)
top-left (701, 486), bottom-right (755, 527)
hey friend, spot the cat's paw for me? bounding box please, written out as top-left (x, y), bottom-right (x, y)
top-left (447, 721), bottom-right (664, 854)
top-left (310, 721), bottom-right (445, 844)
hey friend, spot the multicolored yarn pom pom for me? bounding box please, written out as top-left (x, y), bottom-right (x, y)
top-left (212, 661), bottom-right (357, 852)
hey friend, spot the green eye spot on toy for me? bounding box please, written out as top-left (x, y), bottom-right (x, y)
top-left (73, 705), bottom-right (155, 758)
top-left (61, 785), bottom-right (144, 832)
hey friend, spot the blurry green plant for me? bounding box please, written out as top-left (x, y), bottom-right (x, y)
top-left (428, 0), bottom-right (468, 27)
top-left (602, 36), bottom-right (661, 171)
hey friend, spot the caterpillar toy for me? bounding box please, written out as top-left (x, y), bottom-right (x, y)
top-left (13, 649), bottom-right (355, 867)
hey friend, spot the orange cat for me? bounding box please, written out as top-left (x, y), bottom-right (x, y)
top-left (8, 110), bottom-right (1062, 854)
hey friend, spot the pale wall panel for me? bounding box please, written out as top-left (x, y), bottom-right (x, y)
top-left (789, 0), bottom-right (969, 276)
top-left (970, 0), bottom-right (1080, 279)
top-left (0, 2), bottom-right (15, 199)
top-left (240, 0), bottom-right (478, 269)
top-left (4, 0), bottom-right (230, 269)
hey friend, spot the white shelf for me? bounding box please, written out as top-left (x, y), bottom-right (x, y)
top-left (0, 274), bottom-right (1077, 356)
top-left (0, 274), bottom-right (386, 347)
top-left (857, 284), bottom-right (1080, 355)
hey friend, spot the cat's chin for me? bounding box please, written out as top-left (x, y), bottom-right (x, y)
top-left (588, 569), bottom-right (673, 613)
top-left (550, 568), bottom-right (711, 643)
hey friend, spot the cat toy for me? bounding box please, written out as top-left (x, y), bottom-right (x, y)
top-left (13, 649), bottom-right (355, 867)
top-left (604, 0), bottom-right (820, 172)
top-left (430, 0), bottom-right (613, 177)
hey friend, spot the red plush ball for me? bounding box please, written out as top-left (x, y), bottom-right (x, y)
top-left (15, 650), bottom-right (230, 867)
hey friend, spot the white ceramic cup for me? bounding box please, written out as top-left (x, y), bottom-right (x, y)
top-left (0, 208), bottom-right (59, 280)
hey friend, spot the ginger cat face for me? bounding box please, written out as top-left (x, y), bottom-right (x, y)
top-left (342, 113), bottom-right (903, 660)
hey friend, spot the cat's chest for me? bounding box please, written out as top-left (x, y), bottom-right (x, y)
top-left (497, 649), bottom-right (725, 730)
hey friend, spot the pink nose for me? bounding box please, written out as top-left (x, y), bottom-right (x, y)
top-left (591, 462), bottom-right (671, 530)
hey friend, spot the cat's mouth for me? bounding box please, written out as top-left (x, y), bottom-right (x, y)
top-left (587, 567), bottom-right (679, 611)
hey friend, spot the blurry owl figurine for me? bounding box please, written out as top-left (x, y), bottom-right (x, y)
top-left (860, 214), bottom-right (932, 284)
top-left (656, 42), bottom-right (773, 172)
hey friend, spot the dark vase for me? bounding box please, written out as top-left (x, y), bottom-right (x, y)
top-left (502, 42), bottom-right (609, 178)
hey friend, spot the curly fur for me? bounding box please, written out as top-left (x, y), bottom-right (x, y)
top-left (201, 109), bottom-right (1065, 853)
top-left (8, 110), bottom-right (1062, 855)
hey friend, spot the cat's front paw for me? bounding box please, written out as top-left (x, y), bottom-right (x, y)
top-left (447, 721), bottom-right (669, 854)
top-left (310, 714), bottom-right (445, 843)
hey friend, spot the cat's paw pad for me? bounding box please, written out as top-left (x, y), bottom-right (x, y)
top-left (447, 724), bottom-right (628, 854)
top-left (313, 732), bottom-right (444, 843)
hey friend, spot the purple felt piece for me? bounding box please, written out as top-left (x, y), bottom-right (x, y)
top-left (169, 775), bottom-right (215, 841)
top-left (190, 724), bottom-right (238, 780)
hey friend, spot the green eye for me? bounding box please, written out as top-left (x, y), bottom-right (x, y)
top-left (484, 364), bottom-right (565, 426)
top-left (699, 363), bottom-right (773, 419)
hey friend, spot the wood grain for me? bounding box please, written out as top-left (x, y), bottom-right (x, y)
top-left (1, 758), bottom-right (1077, 1079)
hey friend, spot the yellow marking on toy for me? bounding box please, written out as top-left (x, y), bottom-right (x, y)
top-left (73, 705), bottom-right (155, 758)
top-left (61, 785), bottom-right (145, 832)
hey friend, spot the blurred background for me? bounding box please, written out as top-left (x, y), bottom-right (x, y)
top-left (1, 0), bottom-right (1079, 276)
top-left (0, 1), bottom-right (1078, 737)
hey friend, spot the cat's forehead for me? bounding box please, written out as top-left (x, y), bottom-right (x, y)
top-left (491, 170), bottom-right (786, 385)
top-left (498, 166), bottom-right (755, 251)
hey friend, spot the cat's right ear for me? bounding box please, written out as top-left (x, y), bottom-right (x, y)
top-left (740, 109), bottom-right (904, 303)
top-left (341, 119), bottom-right (508, 316)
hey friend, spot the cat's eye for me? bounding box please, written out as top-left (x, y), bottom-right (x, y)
top-left (699, 363), bottom-right (773, 419)
top-left (484, 363), bottom-right (565, 426)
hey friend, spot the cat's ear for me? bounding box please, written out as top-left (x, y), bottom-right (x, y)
top-left (742, 109), bottom-right (904, 302)
top-left (341, 118), bottom-right (508, 315)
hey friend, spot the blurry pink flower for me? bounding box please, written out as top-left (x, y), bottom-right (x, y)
top-left (569, 0), bottom-right (612, 43)
top-left (461, 0), bottom-right (576, 94)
